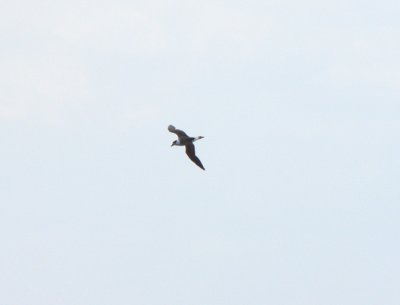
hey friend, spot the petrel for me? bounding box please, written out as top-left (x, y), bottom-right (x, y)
top-left (168, 125), bottom-right (205, 170)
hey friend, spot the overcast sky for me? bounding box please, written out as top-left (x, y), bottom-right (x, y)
top-left (1, 0), bottom-right (399, 304)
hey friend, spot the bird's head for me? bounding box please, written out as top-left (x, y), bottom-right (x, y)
top-left (171, 140), bottom-right (177, 147)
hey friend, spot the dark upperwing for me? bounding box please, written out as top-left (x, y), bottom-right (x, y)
top-left (168, 125), bottom-right (189, 141)
top-left (185, 143), bottom-right (205, 170)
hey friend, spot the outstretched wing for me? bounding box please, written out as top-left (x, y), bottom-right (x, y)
top-left (185, 143), bottom-right (205, 170)
top-left (168, 125), bottom-right (188, 141)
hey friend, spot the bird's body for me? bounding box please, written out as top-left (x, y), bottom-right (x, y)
top-left (168, 125), bottom-right (205, 170)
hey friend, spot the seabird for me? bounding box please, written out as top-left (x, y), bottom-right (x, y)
top-left (168, 125), bottom-right (205, 170)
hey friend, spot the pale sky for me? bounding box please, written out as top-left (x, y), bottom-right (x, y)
top-left (1, 0), bottom-right (399, 304)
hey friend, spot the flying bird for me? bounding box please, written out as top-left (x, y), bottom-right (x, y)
top-left (168, 125), bottom-right (205, 170)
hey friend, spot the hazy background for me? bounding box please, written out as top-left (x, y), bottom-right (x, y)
top-left (1, 0), bottom-right (399, 304)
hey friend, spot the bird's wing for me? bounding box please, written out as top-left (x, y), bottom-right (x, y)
top-left (168, 125), bottom-right (188, 141)
top-left (185, 143), bottom-right (205, 170)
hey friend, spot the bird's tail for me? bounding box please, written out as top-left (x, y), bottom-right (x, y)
top-left (193, 136), bottom-right (204, 142)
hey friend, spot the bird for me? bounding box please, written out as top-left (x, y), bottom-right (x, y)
top-left (168, 125), bottom-right (205, 170)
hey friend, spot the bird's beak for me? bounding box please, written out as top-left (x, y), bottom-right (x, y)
top-left (171, 143), bottom-right (175, 147)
